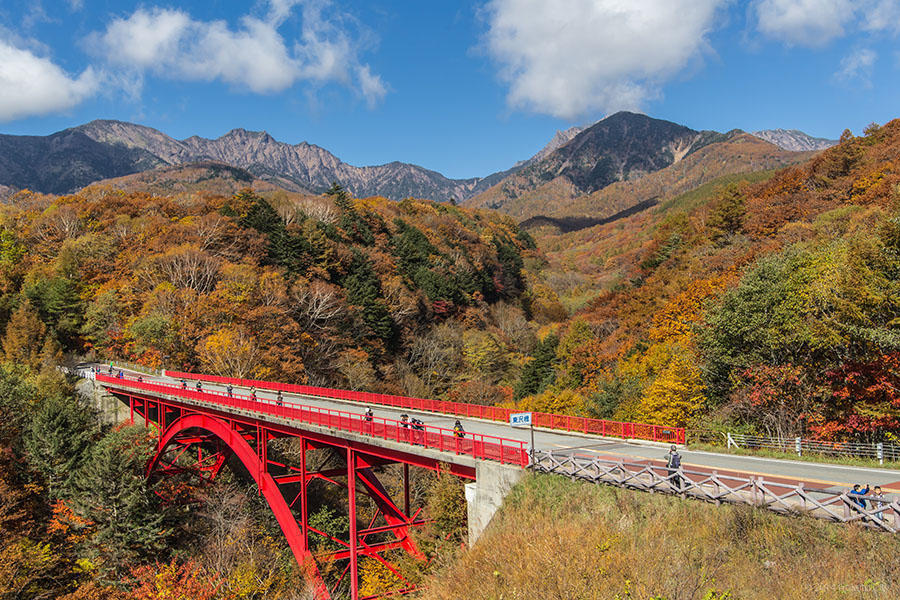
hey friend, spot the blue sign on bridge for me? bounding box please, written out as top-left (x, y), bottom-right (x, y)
top-left (510, 412), bottom-right (532, 427)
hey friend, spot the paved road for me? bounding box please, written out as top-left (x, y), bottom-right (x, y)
top-left (92, 366), bottom-right (900, 494)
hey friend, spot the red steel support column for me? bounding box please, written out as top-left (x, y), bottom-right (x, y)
top-left (403, 463), bottom-right (410, 518)
top-left (300, 438), bottom-right (309, 552)
top-left (347, 447), bottom-right (359, 600)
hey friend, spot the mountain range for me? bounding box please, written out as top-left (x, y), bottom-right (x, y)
top-left (0, 114), bottom-right (834, 214)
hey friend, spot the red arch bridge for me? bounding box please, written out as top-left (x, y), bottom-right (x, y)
top-left (93, 370), bottom-right (683, 599)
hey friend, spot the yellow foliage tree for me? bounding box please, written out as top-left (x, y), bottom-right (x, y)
top-left (2, 300), bottom-right (46, 369)
top-left (631, 348), bottom-right (705, 427)
top-left (198, 328), bottom-right (262, 378)
top-left (519, 388), bottom-right (586, 415)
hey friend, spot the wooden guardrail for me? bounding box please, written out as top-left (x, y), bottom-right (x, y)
top-left (530, 449), bottom-right (900, 532)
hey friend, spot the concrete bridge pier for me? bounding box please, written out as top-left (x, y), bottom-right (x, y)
top-left (465, 461), bottom-right (525, 545)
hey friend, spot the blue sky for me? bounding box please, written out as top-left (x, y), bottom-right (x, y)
top-left (0, 0), bottom-right (899, 179)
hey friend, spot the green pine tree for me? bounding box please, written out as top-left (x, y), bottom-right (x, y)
top-left (344, 251), bottom-right (395, 344)
top-left (70, 425), bottom-right (169, 577)
top-left (23, 393), bottom-right (96, 500)
top-left (514, 334), bottom-right (559, 400)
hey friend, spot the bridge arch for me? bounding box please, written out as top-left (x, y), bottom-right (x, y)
top-left (147, 412), bottom-right (328, 597)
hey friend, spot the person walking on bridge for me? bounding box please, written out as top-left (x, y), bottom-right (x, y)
top-left (250, 387), bottom-right (257, 400)
top-left (181, 379), bottom-right (187, 389)
top-left (665, 445), bottom-right (683, 491)
top-left (196, 380), bottom-right (203, 392)
top-left (453, 420), bottom-right (465, 438)
top-left (226, 384), bottom-right (233, 397)
top-left (276, 390), bottom-right (283, 406)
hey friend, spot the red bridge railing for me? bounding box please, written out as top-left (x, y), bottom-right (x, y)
top-left (97, 373), bottom-right (529, 467)
top-left (162, 370), bottom-right (685, 445)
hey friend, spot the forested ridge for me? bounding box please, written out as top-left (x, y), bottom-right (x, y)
top-left (0, 183), bottom-right (545, 395)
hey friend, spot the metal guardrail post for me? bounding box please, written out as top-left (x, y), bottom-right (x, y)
top-left (878, 442), bottom-right (884, 465)
top-left (795, 437), bottom-right (802, 457)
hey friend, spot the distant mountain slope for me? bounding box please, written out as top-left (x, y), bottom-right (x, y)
top-left (522, 132), bottom-right (814, 227)
top-left (465, 112), bottom-right (728, 218)
top-left (0, 128), bottom-right (166, 195)
top-left (517, 125), bottom-right (587, 167)
top-left (751, 128), bottom-right (837, 151)
top-left (86, 161), bottom-right (298, 199)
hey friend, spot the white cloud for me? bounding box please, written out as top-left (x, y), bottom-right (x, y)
top-left (755, 0), bottom-right (855, 46)
top-left (356, 65), bottom-right (387, 107)
top-left (834, 48), bottom-right (877, 86)
top-left (861, 0), bottom-right (900, 34)
top-left (0, 40), bottom-right (98, 121)
top-left (483, 0), bottom-right (725, 120)
top-left (754, 0), bottom-right (900, 46)
top-left (90, 1), bottom-right (385, 103)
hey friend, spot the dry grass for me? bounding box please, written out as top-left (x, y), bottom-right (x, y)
top-left (419, 474), bottom-right (899, 600)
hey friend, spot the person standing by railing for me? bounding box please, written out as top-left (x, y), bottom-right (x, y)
top-left (665, 445), bottom-right (683, 491)
top-left (849, 484), bottom-right (870, 512)
top-left (226, 384), bottom-right (233, 397)
top-left (870, 486), bottom-right (886, 522)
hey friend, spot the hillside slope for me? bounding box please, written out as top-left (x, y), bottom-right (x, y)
top-left (84, 161), bottom-right (296, 199)
top-left (423, 474), bottom-right (900, 600)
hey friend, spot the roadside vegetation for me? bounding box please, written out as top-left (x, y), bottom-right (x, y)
top-left (422, 473), bottom-right (900, 600)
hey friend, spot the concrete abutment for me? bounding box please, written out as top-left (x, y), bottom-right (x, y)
top-left (465, 461), bottom-right (525, 545)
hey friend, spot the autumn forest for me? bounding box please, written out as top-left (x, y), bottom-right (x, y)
top-left (2, 118), bottom-right (900, 597)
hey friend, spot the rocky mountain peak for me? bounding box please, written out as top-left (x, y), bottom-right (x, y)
top-left (751, 128), bottom-right (837, 152)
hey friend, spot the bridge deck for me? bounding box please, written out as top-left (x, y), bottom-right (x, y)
top-left (93, 366), bottom-right (900, 494)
